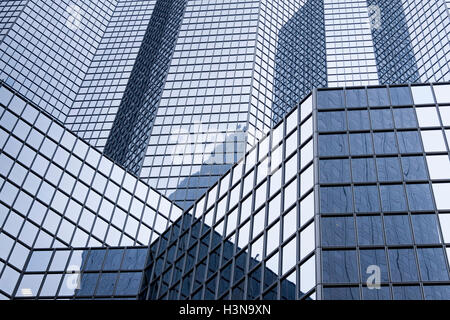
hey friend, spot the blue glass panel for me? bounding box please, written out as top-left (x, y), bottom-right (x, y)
top-left (392, 286), bottom-right (422, 300)
top-left (317, 90), bottom-right (345, 109)
top-left (380, 185), bottom-right (407, 211)
top-left (351, 158), bottom-right (376, 183)
top-left (347, 110), bottom-right (370, 131)
top-left (376, 157), bottom-right (402, 181)
top-left (390, 87), bottom-right (413, 106)
top-left (83, 250), bottom-right (106, 271)
top-left (323, 287), bottom-right (360, 300)
top-left (412, 214), bottom-right (440, 244)
top-left (320, 186), bottom-right (353, 214)
top-left (373, 132), bottom-right (397, 154)
top-left (96, 273), bottom-right (117, 296)
top-left (357, 216), bottom-right (384, 245)
top-left (322, 250), bottom-right (359, 283)
top-left (401, 156), bottom-right (428, 181)
top-left (367, 88), bottom-right (389, 107)
top-left (389, 249), bottom-right (419, 282)
top-left (349, 133), bottom-right (373, 155)
top-left (424, 286), bottom-right (450, 300)
top-left (115, 272), bottom-right (142, 296)
top-left (370, 109), bottom-right (393, 130)
top-left (318, 111), bottom-right (346, 132)
top-left (319, 159), bottom-right (351, 183)
top-left (362, 286), bottom-right (391, 300)
top-left (406, 184), bottom-right (435, 211)
top-left (346, 89), bottom-right (367, 108)
top-left (122, 248), bottom-right (147, 270)
top-left (393, 108), bottom-right (417, 128)
top-left (417, 248), bottom-right (449, 281)
top-left (354, 185), bottom-right (380, 213)
top-left (397, 131), bottom-right (423, 153)
top-left (318, 134), bottom-right (348, 156)
top-left (76, 273), bottom-right (98, 297)
top-left (103, 249), bottom-right (124, 271)
top-left (321, 216), bottom-right (356, 246)
top-left (384, 215), bottom-right (413, 245)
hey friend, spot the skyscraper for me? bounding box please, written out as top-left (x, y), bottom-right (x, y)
top-left (1, 0), bottom-right (450, 300)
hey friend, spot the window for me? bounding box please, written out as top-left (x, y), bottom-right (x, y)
top-left (317, 89), bottom-right (345, 109)
top-left (426, 155), bottom-right (450, 179)
top-left (411, 86), bottom-right (434, 105)
top-left (367, 87), bottom-right (389, 106)
top-left (348, 110), bottom-right (370, 130)
top-left (432, 183), bottom-right (450, 210)
top-left (320, 159), bottom-right (350, 183)
top-left (380, 185), bottom-right (407, 212)
top-left (390, 86), bottom-right (413, 106)
top-left (421, 130), bottom-right (447, 152)
top-left (434, 84), bottom-right (450, 104)
top-left (416, 107), bottom-right (440, 127)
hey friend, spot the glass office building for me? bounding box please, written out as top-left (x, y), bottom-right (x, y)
top-left (140, 83), bottom-right (450, 300)
top-left (1, 0), bottom-right (450, 300)
top-left (0, 83), bottom-right (182, 299)
top-left (1, 0), bottom-right (449, 209)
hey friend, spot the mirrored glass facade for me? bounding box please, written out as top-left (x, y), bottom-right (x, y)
top-left (13, 247), bottom-right (147, 299)
top-left (139, 83), bottom-right (450, 300)
top-left (0, 0), bottom-right (450, 301)
top-left (0, 83), bottom-right (182, 299)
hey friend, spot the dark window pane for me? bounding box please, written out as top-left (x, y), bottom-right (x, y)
top-left (357, 216), bottom-right (384, 245)
top-left (370, 109), bottom-right (393, 129)
top-left (122, 248), bottom-right (147, 270)
top-left (392, 286), bottom-right (422, 300)
top-left (362, 286), bottom-right (391, 300)
top-left (368, 88), bottom-right (389, 106)
top-left (103, 249), bottom-right (124, 271)
top-left (318, 111), bottom-right (346, 132)
top-left (393, 108), bottom-right (417, 128)
top-left (373, 132), bottom-right (398, 154)
top-left (321, 216), bottom-right (356, 246)
top-left (389, 249), bottom-right (419, 282)
top-left (348, 110), bottom-right (370, 131)
top-left (412, 214), bottom-right (440, 244)
top-left (320, 186), bottom-right (353, 214)
top-left (84, 250), bottom-right (106, 271)
top-left (417, 248), bottom-right (449, 281)
top-left (351, 158), bottom-right (376, 183)
top-left (380, 185), bottom-right (407, 211)
top-left (76, 273), bottom-right (98, 296)
top-left (384, 215), bottom-right (413, 245)
top-left (319, 134), bottom-right (348, 156)
top-left (317, 90), bottom-right (345, 109)
top-left (322, 250), bottom-right (359, 283)
top-left (115, 272), bottom-right (142, 296)
top-left (96, 273), bottom-right (117, 295)
top-left (397, 131), bottom-right (423, 153)
top-left (390, 87), bottom-right (413, 106)
top-left (406, 184), bottom-right (435, 211)
top-left (376, 157), bottom-right (402, 181)
top-left (350, 133), bottom-right (373, 155)
top-left (323, 287), bottom-right (360, 300)
top-left (424, 285), bottom-right (450, 300)
top-left (401, 156), bottom-right (428, 181)
top-left (354, 185), bottom-right (380, 213)
top-left (346, 89), bottom-right (368, 108)
top-left (319, 159), bottom-right (351, 183)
